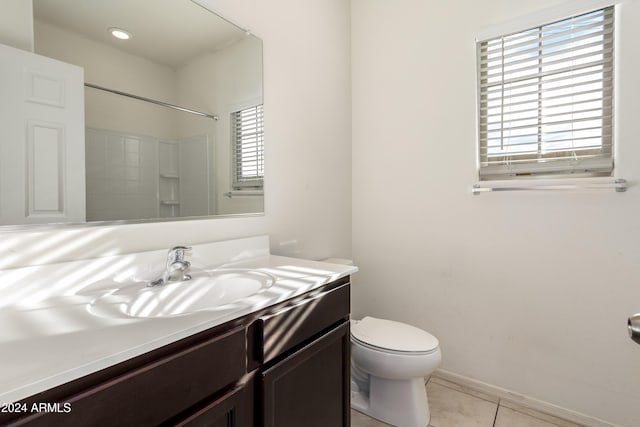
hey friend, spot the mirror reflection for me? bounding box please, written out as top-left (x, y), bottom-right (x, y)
top-left (26, 0), bottom-right (264, 225)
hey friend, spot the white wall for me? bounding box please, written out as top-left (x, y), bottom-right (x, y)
top-left (176, 36), bottom-right (264, 215)
top-left (352, 1), bottom-right (640, 426)
top-left (0, 0), bottom-right (352, 268)
top-left (0, 0), bottom-right (33, 51)
top-left (34, 20), bottom-right (179, 139)
top-left (211, 36), bottom-right (264, 215)
top-left (195, 0), bottom-right (353, 260)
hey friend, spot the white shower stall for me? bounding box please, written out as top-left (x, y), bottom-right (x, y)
top-left (85, 127), bottom-right (211, 222)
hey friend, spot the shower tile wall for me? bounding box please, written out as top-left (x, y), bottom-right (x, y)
top-left (86, 128), bottom-right (157, 221)
top-left (86, 128), bottom-right (211, 222)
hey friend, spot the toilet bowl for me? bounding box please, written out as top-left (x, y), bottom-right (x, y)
top-left (350, 316), bottom-right (441, 427)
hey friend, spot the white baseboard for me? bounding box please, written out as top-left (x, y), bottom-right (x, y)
top-left (433, 369), bottom-right (620, 427)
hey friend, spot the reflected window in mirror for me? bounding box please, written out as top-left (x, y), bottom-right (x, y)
top-left (232, 104), bottom-right (264, 191)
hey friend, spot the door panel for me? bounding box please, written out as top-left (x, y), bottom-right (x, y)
top-left (0, 43), bottom-right (85, 224)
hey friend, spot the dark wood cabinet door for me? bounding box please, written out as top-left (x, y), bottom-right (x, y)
top-left (261, 321), bottom-right (350, 427)
top-left (168, 383), bottom-right (251, 427)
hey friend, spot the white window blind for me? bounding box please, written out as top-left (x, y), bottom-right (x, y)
top-left (477, 7), bottom-right (614, 180)
top-left (232, 104), bottom-right (264, 189)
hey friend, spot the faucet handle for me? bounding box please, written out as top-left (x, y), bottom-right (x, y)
top-left (167, 246), bottom-right (192, 263)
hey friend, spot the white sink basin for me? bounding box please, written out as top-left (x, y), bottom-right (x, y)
top-left (88, 268), bottom-right (275, 318)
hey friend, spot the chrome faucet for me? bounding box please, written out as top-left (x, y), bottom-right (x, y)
top-left (149, 246), bottom-right (192, 287)
top-left (629, 313), bottom-right (640, 345)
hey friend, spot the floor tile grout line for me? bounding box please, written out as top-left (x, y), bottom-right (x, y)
top-left (493, 399), bottom-right (500, 427)
top-left (502, 403), bottom-right (571, 427)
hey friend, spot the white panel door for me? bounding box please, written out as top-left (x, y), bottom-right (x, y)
top-left (0, 43), bottom-right (85, 224)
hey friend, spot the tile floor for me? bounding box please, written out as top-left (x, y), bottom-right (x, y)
top-left (351, 375), bottom-right (586, 427)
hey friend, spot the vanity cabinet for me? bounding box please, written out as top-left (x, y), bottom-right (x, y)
top-left (0, 277), bottom-right (351, 427)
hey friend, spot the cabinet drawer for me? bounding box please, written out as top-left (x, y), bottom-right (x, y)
top-left (258, 282), bottom-right (350, 364)
top-left (12, 326), bottom-right (246, 427)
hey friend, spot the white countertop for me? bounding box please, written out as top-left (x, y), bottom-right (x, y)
top-left (0, 236), bottom-right (357, 405)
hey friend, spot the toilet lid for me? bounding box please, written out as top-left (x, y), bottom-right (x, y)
top-left (351, 316), bottom-right (439, 353)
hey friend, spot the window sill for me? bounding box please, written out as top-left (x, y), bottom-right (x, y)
top-left (224, 190), bottom-right (264, 198)
top-left (471, 178), bottom-right (627, 194)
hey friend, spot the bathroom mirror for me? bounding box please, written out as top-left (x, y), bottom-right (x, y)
top-left (16, 0), bottom-right (264, 226)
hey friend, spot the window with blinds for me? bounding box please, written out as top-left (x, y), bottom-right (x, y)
top-left (477, 7), bottom-right (614, 180)
top-left (232, 104), bottom-right (264, 189)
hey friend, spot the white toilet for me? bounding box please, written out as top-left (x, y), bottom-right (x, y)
top-left (350, 316), bottom-right (441, 427)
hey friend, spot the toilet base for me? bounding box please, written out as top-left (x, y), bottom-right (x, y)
top-left (351, 377), bottom-right (430, 427)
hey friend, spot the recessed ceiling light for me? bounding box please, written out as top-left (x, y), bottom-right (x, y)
top-left (108, 27), bottom-right (131, 40)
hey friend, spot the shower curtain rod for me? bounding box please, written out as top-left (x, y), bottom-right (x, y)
top-left (84, 83), bottom-right (219, 121)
